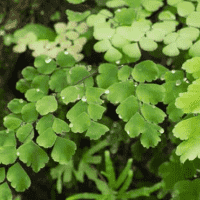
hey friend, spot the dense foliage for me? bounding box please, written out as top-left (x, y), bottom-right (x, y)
top-left (1, 0), bottom-right (200, 199)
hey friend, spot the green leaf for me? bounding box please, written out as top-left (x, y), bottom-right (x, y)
top-left (85, 121), bottom-right (109, 140)
top-left (25, 88), bottom-right (45, 102)
top-left (107, 81), bottom-right (135, 104)
top-left (17, 140), bottom-right (49, 172)
top-left (158, 11), bottom-right (176, 21)
top-left (111, 33), bottom-right (130, 49)
top-left (122, 43), bottom-right (141, 58)
top-left (186, 11), bottom-right (200, 28)
top-left (117, 65), bottom-right (132, 81)
top-left (0, 168), bottom-right (5, 183)
top-left (56, 51), bottom-right (76, 67)
top-left (177, 1), bottom-right (195, 17)
top-left (118, 170), bottom-right (133, 194)
top-left (60, 86), bottom-right (84, 104)
top-left (124, 0), bottom-right (142, 7)
top-left (66, 10), bottom-right (91, 22)
top-left (116, 25), bottom-right (148, 42)
top-left (178, 27), bottom-right (199, 42)
top-left (85, 87), bottom-right (105, 104)
top-left (31, 75), bottom-right (49, 95)
top-left (131, 60), bottom-right (159, 82)
top-left (106, 0), bottom-right (127, 8)
top-left (21, 66), bottom-right (39, 81)
top-left (93, 22), bottom-right (115, 40)
top-left (116, 95), bottom-right (139, 122)
top-left (36, 96), bottom-right (58, 115)
top-left (0, 130), bottom-right (17, 165)
top-left (7, 98), bottom-right (27, 114)
top-left (114, 8), bottom-right (136, 26)
top-left (70, 112), bottom-right (91, 133)
top-left (87, 104), bottom-right (106, 121)
top-left (141, 121), bottom-right (162, 148)
top-left (51, 137), bottom-right (76, 164)
top-left (175, 79), bottom-right (200, 113)
top-left (0, 183), bottom-right (12, 200)
top-left (176, 36), bottom-right (192, 50)
top-left (142, 0), bottom-right (164, 12)
top-left (104, 47), bottom-right (123, 62)
top-left (16, 123), bottom-right (34, 143)
top-left (139, 37), bottom-right (158, 51)
top-left (136, 83), bottom-right (165, 104)
top-left (94, 39), bottom-right (112, 53)
top-left (66, 0), bottom-right (86, 4)
top-left (182, 57), bottom-right (200, 75)
top-left (163, 43), bottom-right (180, 56)
top-left (96, 63), bottom-right (119, 89)
top-left (67, 66), bottom-right (94, 86)
top-left (67, 101), bottom-right (88, 123)
top-left (3, 114), bottom-right (22, 130)
top-left (141, 103), bottom-right (166, 124)
top-left (7, 162), bottom-right (31, 192)
top-left (125, 112), bottom-right (146, 138)
top-left (21, 102), bottom-right (39, 123)
top-left (34, 55), bottom-right (57, 74)
top-left (49, 69), bottom-right (69, 92)
top-left (36, 114), bottom-right (55, 134)
top-left (189, 40), bottom-right (200, 57)
top-left (36, 127), bottom-right (57, 148)
top-left (52, 118), bottom-right (70, 134)
top-left (16, 79), bottom-right (31, 93)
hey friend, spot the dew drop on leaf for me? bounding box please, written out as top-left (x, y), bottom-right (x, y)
top-left (105, 89), bottom-right (110, 94)
top-left (16, 152), bottom-right (20, 156)
top-left (134, 82), bottom-right (138, 87)
top-left (61, 96), bottom-right (65, 99)
top-left (159, 128), bottom-right (164, 134)
top-left (81, 96), bottom-right (87, 102)
top-left (45, 57), bottom-right (52, 63)
top-left (119, 115), bottom-right (122, 119)
top-left (176, 80), bottom-right (181, 86)
top-left (116, 60), bottom-right (120, 64)
top-left (19, 99), bottom-right (24, 103)
top-left (64, 51), bottom-right (69, 55)
top-left (36, 88), bottom-right (40, 92)
top-left (127, 130), bottom-right (130, 135)
top-left (171, 70), bottom-right (176, 74)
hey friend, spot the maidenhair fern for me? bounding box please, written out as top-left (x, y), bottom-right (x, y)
top-left (2, 0), bottom-right (200, 199)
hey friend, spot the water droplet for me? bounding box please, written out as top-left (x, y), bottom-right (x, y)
top-left (36, 88), bottom-right (40, 92)
top-left (159, 128), bottom-right (164, 134)
top-left (160, 75), bottom-right (165, 80)
top-left (152, 105), bottom-right (156, 108)
top-left (61, 96), bottom-right (65, 99)
top-left (117, 9), bottom-right (121, 12)
top-left (64, 51), bottom-right (69, 55)
top-left (19, 99), bottom-right (24, 103)
top-left (77, 95), bottom-right (80, 99)
top-left (105, 90), bottom-right (109, 94)
top-left (16, 152), bottom-right (20, 156)
top-left (127, 130), bottom-right (130, 135)
top-left (45, 57), bottom-right (52, 63)
top-left (176, 80), bottom-right (181, 86)
top-left (119, 115), bottom-right (122, 119)
top-left (82, 96), bottom-right (87, 102)
top-left (171, 70), bottom-right (176, 74)
top-left (116, 60), bottom-right (120, 64)
top-left (69, 123), bottom-right (73, 127)
top-left (134, 82), bottom-right (138, 87)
